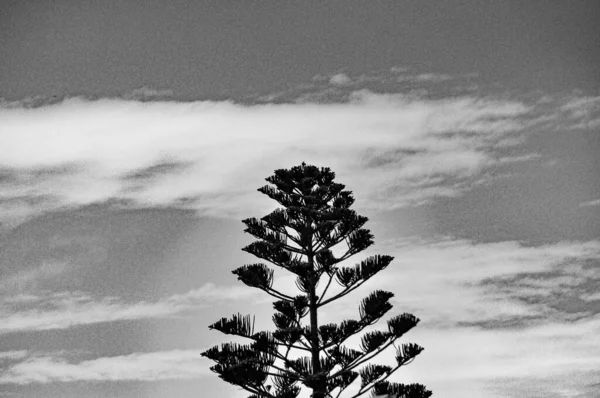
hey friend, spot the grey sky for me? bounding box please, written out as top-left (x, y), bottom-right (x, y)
top-left (1, 1), bottom-right (600, 398)
top-left (1, 0), bottom-right (599, 100)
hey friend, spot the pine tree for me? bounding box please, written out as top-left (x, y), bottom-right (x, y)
top-left (201, 163), bottom-right (431, 398)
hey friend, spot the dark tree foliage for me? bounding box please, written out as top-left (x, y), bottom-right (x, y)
top-left (201, 163), bottom-right (432, 398)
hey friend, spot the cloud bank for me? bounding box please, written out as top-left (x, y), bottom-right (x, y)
top-left (1, 235), bottom-right (598, 397)
top-left (2, 83), bottom-right (598, 227)
top-left (0, 282), bottom-right (260, 334)
top-left (310, 238), bottom-right (600, 398)
top-left (0, 89), bottom-right (546, 226)
top-left (0, 349), bottom-right (209, 384)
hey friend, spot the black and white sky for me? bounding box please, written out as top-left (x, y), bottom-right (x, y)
top-left (1, 1), bottom-right (599, 397)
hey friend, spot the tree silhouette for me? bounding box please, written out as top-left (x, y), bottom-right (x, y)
top-left (201, 163), bottom-right (431, 398)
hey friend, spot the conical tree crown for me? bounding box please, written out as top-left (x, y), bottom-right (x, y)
top-left (201, 163), bottom-right (432, 398)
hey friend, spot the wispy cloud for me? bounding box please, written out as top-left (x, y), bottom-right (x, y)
top-left (396, 72), bottom-right (453, 83)
top-left (311, 238), bottom-right (600, 329)
top-left (579, 198), bottom-right (600, 207)
top-left (0, 349), bottom-right (209, 384)
top-left (0, 351), bottom-right (28, 361)
top-left (317, 69), bottom-right (457, 87)
top-left (401, 317), bottom-right (600, 398)
top-left (123, 87), bottom-right (174, 101)
top-left (1, 237), bottom-right (599, 397)
top-left (2, 71), bottom-right (598, 227)
top-left (390, 66), bottom-right (410, 74)
top-left (0, 261), bottom-right (69, 293)
top-left (560, 95), bottom-right (600, 129)
top-left (303, 238), bottom-right (600, 398)
top-left (328, 73), bottom-right (352, 86)
top-left (0, 283), bottom-right (260, 334)
top-left (0, 91), bottom-right (538, 225)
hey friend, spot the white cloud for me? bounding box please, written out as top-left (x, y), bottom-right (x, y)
top-left (299, 238), bottom-right (600, 398)
top-left (124, 86), bottom-right (174, 100)
top-left (0, 92), bottom-right (536, 224)
top-left (552, 95), bottom-right (600, 130)
top-left (287, 240), bottom-right (599, 371)
top-left (560, 96), bottom-right (600, 118)
top-left (396, 73), bottom-right (453, 83)
top-left (579, 198), bottom-right (600, 207)
top-left (0, 351), bottom-right (28, 361)
top-left (389, 66), bottom-right (409, 74)
top-left (0, 261), bottom-right (69, 293)
top-left (250, 238), bottom-right (600, 330)
top-left (372, 238), bottom-right (600, 326)
top-left (0, 349), bottom-right (210, 384)
top-left (580, 291), bottom-right (600, 301)
top-left (0, 282), bottom-right (261, 334)
top-left (389, 317), bottom-right (600, 398)
top-left (1, 236), bottom-right (599, 397)
top-left (328, 73), bottom-right (352, 86)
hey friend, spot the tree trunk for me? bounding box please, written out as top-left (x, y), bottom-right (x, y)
top-left (307, 223), bottom-right (325, 398)
top-left (309, 281), bottom-right (325, 398)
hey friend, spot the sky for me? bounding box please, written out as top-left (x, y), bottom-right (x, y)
top-left (0, 1), bottom-right (599, 397)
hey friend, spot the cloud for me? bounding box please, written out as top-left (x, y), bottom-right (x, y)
top-left (0, 283), bottom-right (261, 334)
top-left (536, 94), bottom-right (600, 130)
top-left (560, 96), bottom-right (600, 118)
top-left (2, 229), bottom-right (585, 340)
top-left (0, 91), bottom-right (539, 225)
top-left (310, 238), bottom-right (600, 330)
top-left (0, 261), bottom-right (68, 293)
top-left (1, 237), bottom-right (598, 397)
top-left (123, 87), bottom-right (174, 101)
top-left (389, 66), bottom-right (409, 74)
top-left (299, 238), bottom-right (600, 398)
top-left (0, 349), bottom-right (210, 384)
top-left (580, 291), bottom-right (600, 302)
top-left (397, 73), bottom-right (453, 83)
top-left (328, 73), bottom-right (352, 86)
top-left (397, 317), bottom-right (600, 398)
top-left (255, 236), bottom-right (600, 396)
top-left (0, 351), bottom-right (28, 361)
top-left (579, 198), bottom-right (600, 207)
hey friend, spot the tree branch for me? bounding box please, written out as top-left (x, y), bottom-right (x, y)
top-left (350, 362), bottom-right (403, 398)
top-left (318, 278), bottom-right (367, 307)
top-left (327, 337), bottom-right (396, 379)
top-left (260, 286), bottom-right (295, 302)
top-left (316, 271), bottom-right (336, 305)
top-left (237, 382), bottom-right (276, 398)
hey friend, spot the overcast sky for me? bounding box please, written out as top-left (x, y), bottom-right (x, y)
top-left (1, 1), bottom-right (599, 398)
